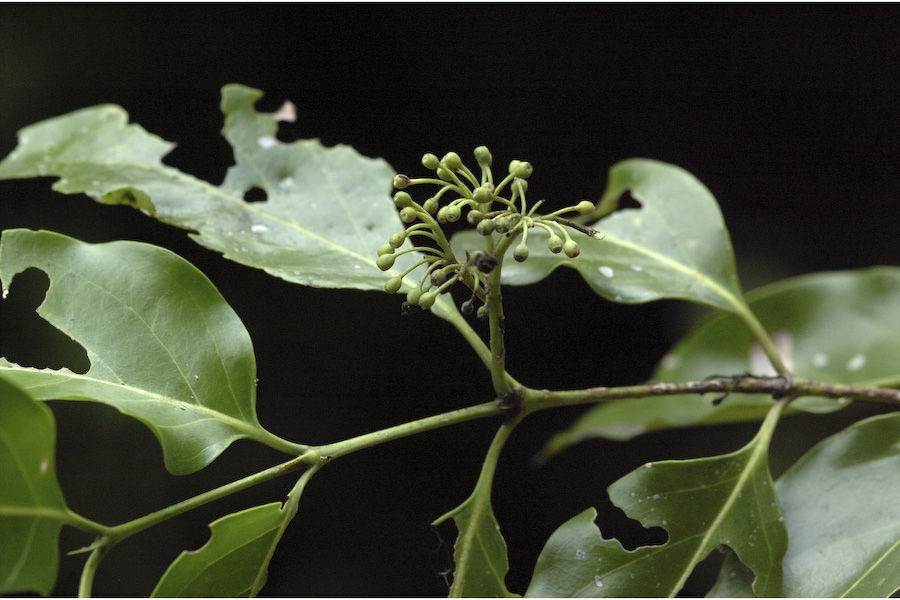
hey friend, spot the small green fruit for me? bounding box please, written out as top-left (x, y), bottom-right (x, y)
top-left (441, 152), bottom-right (462, 170)
top-left (509, 161), bottom-right (532, 179)
top-left (473, 186), bottom-right (493, 204)
top-left (576, 200), bottom-right (594, 215)
top-left (393, 191), bottom-right (413, 208)
top-left (436, 167), bottom-right (454, 182)
top-left (377, 243), bottom-right (395, 256)
top-left (376, 254), bottom-right (396, 271)
top-left (393, 174), bottom-right (411, 189)
top-left (514, 242), bottom-right (529, 262)
top-left (547, 235), bottom-right (563, 253)
top-left (423, 197), bottom-right (439, 214)
top-left (384, 277), bottom-right (402, 293)
top-left (430, 269), bottom-right (446, 286)
top-left (474, 146), bottom-right (492, 166)
top-left (418, 291), bottom-right (437, 309)
top-left (467, 209), bottom-right (484, 225)
top-left (422, 153), bottom-right (440, 170)
top-left (445, 205), bottom-right (461, 222)
top-left (563, 240), bottom-right (580, 258)
top-left (476, 305), bottom-right (489, 319)
top-left (399, 207), bottom-right (417, 223)
top-left (389, 232), bottom-right (406, 248)
top-left (476, 219), bottom-right (495, 235)
top-left (494, 216), bottom-right (510, 234)
top-left (436, 207), bottom-right (449, 223)
top-left (406, 287), bottom-right (422, 305)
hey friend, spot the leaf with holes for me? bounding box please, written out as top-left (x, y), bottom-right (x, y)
top-left (432, 491), bottom-right (518, 598)
top-left (0, 229), bottom-right (297, 474)
top-left (0, 377), bottom-right (69, 596)
top-left (0, 84), bottom-right (463, 323)
top-left (540, 268), bottom-right (900, 457)
top-left (709, 412), bottom-right (900, 598)
top-left (453, 159), bottom-right (746, 313)
top-left (526, 402), bottom-right (787, 598)
top-left (151, 503), bottom-right (283, 597)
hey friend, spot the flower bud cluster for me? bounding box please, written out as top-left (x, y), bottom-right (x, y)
top-left (377, 146), bottom-right (601, 314)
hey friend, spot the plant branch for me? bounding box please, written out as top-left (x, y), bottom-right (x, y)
top-left (523, 375), bottom-right (900, 411)
top-left (77, 542), bottom-right (109, 598)
top-left (105, 453), bottom-right (315, 542)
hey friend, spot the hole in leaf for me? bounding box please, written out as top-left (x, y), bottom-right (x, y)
top-left (243, 186), bottom-right (268, 203)
top-left (0, 268), bottom-right (90, 373)
top-left (617, 190), bottom-right (642, 211)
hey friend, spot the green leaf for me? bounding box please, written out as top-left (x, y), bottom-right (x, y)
top-left (151, 503), bottom-right (283, 597)
top-left (0, 377), bottom-right (68, 596)
top-left (710, 412), bottom-right (900, 598)
top-left (433, 493), bottom-right (518, 598)
top-left (526, 402), bottom-right (787, 597)
top-left (541, 267), bottom-right (900, 455)
top-left (0, 84), bottom-right (461, 323)
top-left (0, 229), bottom-right (295, 474)
top-left (453, 159), bottom-right (745, 313)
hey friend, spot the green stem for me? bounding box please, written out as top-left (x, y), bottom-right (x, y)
top-left (249, 463), bottom-right (322, 596)
top-left (316, 400), bottom-right (501, 459)
top-left (107, 453), bottom-right (314, 541)
top-left (734, 304), bottom-right (790, 375)
top-left (64, 509), bottom-right (111, 537)
top-left (77, 543), bottom-right (109, 598)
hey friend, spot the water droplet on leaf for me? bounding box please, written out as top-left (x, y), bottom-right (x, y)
top-left (257, 136), bottom-right (277, 149)
top-left (598, 266), bottom-right (614, 278)
top-left (250, 224), bottom-right (269, 233)
top-left (846, 353), bottom-right (866, 371)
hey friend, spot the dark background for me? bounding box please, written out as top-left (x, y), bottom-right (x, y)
top-left (0, 5), bottom-right (897, 596)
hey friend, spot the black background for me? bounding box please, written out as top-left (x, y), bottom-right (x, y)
top-left (0, 5), bottom-right (897, 596)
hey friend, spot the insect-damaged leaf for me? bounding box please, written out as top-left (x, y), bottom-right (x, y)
top-left (0, 229), bottom-right (293, 474)
top-left (0, 377), bottom-right (69, 596)
top-left (151, 503), bottom-right (283, 597)
top-left (710, 412), bottom-right (900, 598)
top-left (541, 268), bottom-right (900, 455)
top-left (453, 158), bottom-right (745, 313)
top-left (526, 402), bottom-right (787, 598)
top-left (0, 84), bottom-right (460, 323)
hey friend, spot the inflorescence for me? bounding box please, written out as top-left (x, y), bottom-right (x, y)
top-left (377, 146), bottom-right (601, 315)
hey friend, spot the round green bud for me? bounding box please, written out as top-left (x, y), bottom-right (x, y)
top-left (376, 253), bottom-right (396, 271)
top-left (436, 206), bottom-right (449, 223)
top-left (422, 153), bottom-right (440, 170)
top-left (547, 234), bottom-right (564, 253)
top-left (576, 200), bottom-right (595, 215)
top-left (476, 218), bottom-right (495, 236)
top-left (384, 277), bottom-right (402, 293)
top-left (389, 232), bottom-right (406, 248)
top-left (513, 178), bottom-right (528, 194)
top-left (511, 161), bottom-right (533, 179)
top-left (393, 191), bottom-right (413, 208)
top-left (436, 167), bottom-right (454, 182)
top-left (399, 206), bottom-right (417, 223)
top-left (474, 146), bottom-right (492, 166)
top-left (377, 243), bottom-right (395, 256)
top-left (418, 291), bottom-right (437, 309)
top-left (441, 152), bottom-right (462, 170)
top-left (445, 205), bottom-right (461, 222)
top-left (393, 174), bottom-right (411, 189)
top-left (423, 197), bottom-right (439, 214)
top-left (514, 242), bottom-right (529, 263)
top-left (406, 287), bottom-right (422, 305)
top-left (563, 239), bottom-right (580, 258)
top-left (430, 269), bottom-right (446, 286)
top-left (467, 209), bottom-right (485, 225)
top-left (494, 216), bottom-right (510, 234)
top-left (473, 186), bottom-right (493, 204)
top-left (476, 305), bottom-right (489, 319)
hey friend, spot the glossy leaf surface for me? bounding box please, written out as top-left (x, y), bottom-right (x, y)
top-left (0, 84), bottom-right (462, 323)
top-left (151, 503), bottom-right (283, 597)
top-left (710, 412), bottom-right (900, 597)
top-left (0, 377), bottom-right (68, 596)
top-left (527, 403), bottom-right (786, 597)
top-left (453, 159), bottom-right (745, 313)
top-left (542, 268), bottom-right (900, 455)
top-left (0, 229), bottom-right (287, 474)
